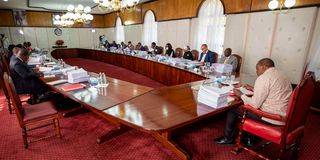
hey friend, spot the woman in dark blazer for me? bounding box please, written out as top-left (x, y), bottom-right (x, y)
top-left (165, 43), bottom-right (176, 58)
top-left (183, 46), bottom-right (194, 60)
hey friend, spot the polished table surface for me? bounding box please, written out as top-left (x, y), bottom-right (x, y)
top-left (43, 73), bottom-right (153, 111)
top-left (44, 48), bottom-right (257, 160)
top-left (104, 81), bottom-right (241, 133)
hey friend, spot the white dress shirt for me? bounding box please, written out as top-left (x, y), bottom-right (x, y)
top-left (199, 51), bottom-right (207, 62)
top-left (241, 67), bottom-right (292, 125)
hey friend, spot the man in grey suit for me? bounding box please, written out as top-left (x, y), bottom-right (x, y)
top-left (219, 48), bottom-right (238, 72)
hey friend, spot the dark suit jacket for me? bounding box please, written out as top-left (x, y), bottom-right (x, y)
top-left (165, 49), bottom-right (176, 58)
top-left (199, 50), bottom-right (215, 64)
top-left (183, 51), bottom-right (194, 60)
top-left (9, 56), bottom-right (46, 94)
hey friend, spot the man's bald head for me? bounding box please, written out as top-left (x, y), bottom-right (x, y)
top-left (256, 58), bottom-right (275, 76)
top-left (257, 58), bottom-right (275, 68)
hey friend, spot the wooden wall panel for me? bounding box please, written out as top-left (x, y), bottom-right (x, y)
top-left (0, 10), bottom-right (15, 26)
top-left (221, 0), bottom-right (252, 14)
top-left (141, 0), bottom-right (203, 21)
top-left (104, 12), bottom-right (118, 27)
top-left (119, 4), bottom-right (142, 25)
top-left (26, 11), bottom-right (52, 27)
top-left (92, 15), bottom-right (105, 28)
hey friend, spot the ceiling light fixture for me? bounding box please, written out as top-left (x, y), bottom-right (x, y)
top-left (53, 4), bottom-right (94, 27)
top-left (3, 0), bottom-right (8, 2)
top-left (268, 0), bottom-right (296, 13)
top-left (93, 0), bottom-right (139, 12)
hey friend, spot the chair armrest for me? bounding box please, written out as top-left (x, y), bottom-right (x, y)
top-left (240, 105), bottom-right (287, 122)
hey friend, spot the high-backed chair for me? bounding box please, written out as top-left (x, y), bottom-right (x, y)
top-left (3, 73), bottom-right (61, 149)
top-left (232, 54), bottom-right (242, 72)
top-left (175, 48), bottom-right (183, 58)
top-left (1, 55), bottom-right (11, 75)
top-left (144, 45), bottom-right (149, 52)
top-left (158, 46), bottom-right (164, 55)
top-left (232, 72), bottom-right (315, 160)
top-left (0, 60), bottom-right (12, 113)
top-left (213, 52), bottom-right (219, 63)
top-left (191, 50), bottom-right (199, 60)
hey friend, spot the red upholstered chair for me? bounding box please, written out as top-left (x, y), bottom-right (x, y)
top-left (175, 48), bottom-right (183, 58)
top-left (213, 52), bottom-right (219, 63)
top-left (3, 73), bottom-right (61, 149)
top-left (232, 72), bottom-right (315, 160)
top-left (0, 61), bottom-right (13, 114)
top-left (1, 55), bottom-right (11, 75)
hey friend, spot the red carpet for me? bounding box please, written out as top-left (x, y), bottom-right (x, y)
top-left (63, 58), bottom-right (165, 88)
top-left (1, 91), bottom-right (320, 160)
top-left (1, 58), bottom-right (319, 160)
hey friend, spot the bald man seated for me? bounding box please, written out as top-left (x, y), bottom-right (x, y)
top-left (214, 58), bottom-right (292, 145)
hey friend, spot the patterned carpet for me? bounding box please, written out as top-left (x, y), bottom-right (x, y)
top-left (0, 58), bottom-right (319, 160)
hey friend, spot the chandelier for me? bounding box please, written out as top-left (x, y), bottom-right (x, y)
top-left (53, 4), bottom-right (94, 27)
top-left (268, 0), bottom-right (296, 13)
top-left (93, 0), bottom-right (139, 11)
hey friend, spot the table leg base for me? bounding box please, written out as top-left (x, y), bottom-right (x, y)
top-left (152, 132), bottom-right (190, 160)
top-left (62, 106), bottom-right (87, 118)
top-left (97, 126), bottom-right (130, 144)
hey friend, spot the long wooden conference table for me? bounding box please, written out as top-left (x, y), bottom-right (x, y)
top-left (42, 48), bottom-right (255, 160)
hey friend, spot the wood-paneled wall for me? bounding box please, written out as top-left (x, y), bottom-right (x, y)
top-left (0, 0), bottom-right (319, 27)
top-left (0, 10), bottom-right (15, 26)
top-left (26, 11), bottom-right (52, 27)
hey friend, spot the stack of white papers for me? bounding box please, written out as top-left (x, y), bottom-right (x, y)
top-left (212, 63), bottom-right (233, 73)
top-left (28, 57), bottom-right (41, 65)
top-left (197, 85), bottom-right (230, 108)
top-left (67, 68), bottom-right (89, 84)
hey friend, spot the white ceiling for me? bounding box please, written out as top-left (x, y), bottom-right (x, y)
top-left (0, 0), bottom-right (152, 14)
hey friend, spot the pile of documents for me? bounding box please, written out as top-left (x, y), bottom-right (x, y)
top-left (197, 85), bottom-right (230, 108)
top-left (67, 68), bottom-right (89, 83)
top-left (211, 63), bottom-right (233, 73)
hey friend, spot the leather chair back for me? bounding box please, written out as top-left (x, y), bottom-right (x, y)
top-left (175, 48), bottom-right (183, 58)
top-left (213, 52), bottom-right (218, 63)
top-left (3, 73), bottom-right (24, 127)
top-left (0, 62), bottom-right (10, 100)
top-left (284, 72), bottom-right (315, 135)
top-left (158, 46), bottom-right (164, 54)
top-left (1, 55), bottom-right (11, 75)
top-left (191, 50), bottom-right (199, 60)
top-left (144, 45), bottom-right (149, 52)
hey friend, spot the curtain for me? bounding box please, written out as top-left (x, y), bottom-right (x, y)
top-left (116, 17), bottom-right (125, 43)
top-left (142, 10), bottom-right (157, 47)
top-left (190, 0), bottom-right (226, 55)
top-left (308, 45), bottom-right (320, 80)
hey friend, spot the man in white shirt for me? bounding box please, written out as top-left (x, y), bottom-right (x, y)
top-left (214, 58), bottom-right (292, 145)
top-left (198, 44), bottom-right (215, 64)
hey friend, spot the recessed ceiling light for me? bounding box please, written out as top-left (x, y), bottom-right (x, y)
top-left (3, 0), bottom-right (9, 2)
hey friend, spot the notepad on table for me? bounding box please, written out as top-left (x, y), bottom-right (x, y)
top-left (61, 83), bottom-right (86, 91)
top-left (47, 79), bottom-right (68, 86)
top-left (61, 83), bottom-right (86, 92)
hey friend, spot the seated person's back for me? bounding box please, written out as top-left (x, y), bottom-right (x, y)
top-left (9, 48), bottom-right (47, 95)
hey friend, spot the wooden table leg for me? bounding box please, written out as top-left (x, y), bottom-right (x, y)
top-left (152, 132), bottom-right (190, 160)
top-left (62, 105), bottom-right (88, 117)
top-left (96, 125), bottom-right (130, 144)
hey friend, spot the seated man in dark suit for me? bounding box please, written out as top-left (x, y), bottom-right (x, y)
top-left (219, 48), bottom-right (238, 72)
top-left (198, 44), bottom-right (215, 65)
top-left (9, 48), bottom-right (48, 97)
top-left (150, 42), bottom-right (161, 55)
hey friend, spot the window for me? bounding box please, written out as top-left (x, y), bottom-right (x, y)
top-left (142, 10), bottom-right (157, 47)
top-left (115, 17), bottom-right (125, 43)
top-left (191, 0), bottom-right (226, 54)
